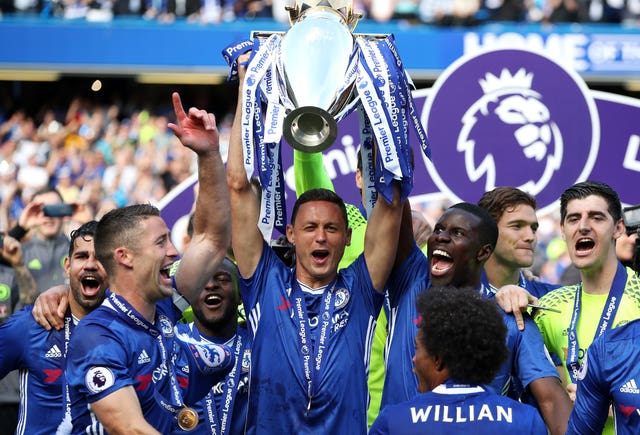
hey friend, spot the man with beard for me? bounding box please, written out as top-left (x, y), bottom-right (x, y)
top-left (382, 202), bottom-right (571, 435)
top-left (174, 257), bottom-right (251, 435)
top-left (0, 220), bottom-right (108, 434)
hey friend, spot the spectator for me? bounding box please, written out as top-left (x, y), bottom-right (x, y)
top-left (9, 188), bottom-right (72, 294)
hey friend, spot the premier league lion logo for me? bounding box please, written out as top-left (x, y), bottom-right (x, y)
top-left (422, 48), bottom-right (599, 213)
top-left (459, 68), bottom-right (562, 196)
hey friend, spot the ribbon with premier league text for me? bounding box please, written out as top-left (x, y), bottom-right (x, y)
top-left (565, 261), bottom-right (627, 383)
top-left (223, 32), bottom-right (431, 238)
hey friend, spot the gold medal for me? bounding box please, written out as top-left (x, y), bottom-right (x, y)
top-left (177, 406), bottom-right (199, 431)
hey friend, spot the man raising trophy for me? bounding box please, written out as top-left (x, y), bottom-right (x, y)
top-left (223, 0), bottom-right (430, 240)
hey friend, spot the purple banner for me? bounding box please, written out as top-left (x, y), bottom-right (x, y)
top-left (160, 48), bottom-right (640, 237)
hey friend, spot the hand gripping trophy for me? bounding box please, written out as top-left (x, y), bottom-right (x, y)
top-left (223, 0), bottom-right (430, 238)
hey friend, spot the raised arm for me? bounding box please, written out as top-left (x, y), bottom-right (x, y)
top-left (169, 92), bottom-right (231, 304)
top-left (1, 235), bottom-right (37, 306)
top-left (226, 57), bottom-right (264, 279)
top-left (293, 150), bottom-right (334, 195)
top-left (364, 182), bottom-right (404, 291)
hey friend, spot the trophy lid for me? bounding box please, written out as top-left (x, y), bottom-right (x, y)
top-left (288, 0), bottom-right (360, 29)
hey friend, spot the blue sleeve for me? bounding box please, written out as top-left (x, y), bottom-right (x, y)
top-left (386, 244), bottom-right (429, 306)
top-left (525, 280), bottom-right (561, 299)
top-left (0, 306), bottom-right (31, 378)
top-left (66, 322), bottom-right (134, 403)
top-left (566, 338), bottom-right (609, 435)
top-left (368, 407), bottom-right (391, 435)
top-left (240, 240), bottom-right (289, 314)
top-left (510, 313), bottom-right (559, 389)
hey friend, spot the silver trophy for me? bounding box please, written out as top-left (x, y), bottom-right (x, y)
top-left (278, 1), bottom-right (362, 153)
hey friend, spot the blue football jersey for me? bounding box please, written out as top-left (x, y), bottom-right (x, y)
top-left (241, 241), bottom-right (384, 434)
top-left (173, 323), bottom-right (252, 435)
top-left (480, 270), bottom-right (560, 300)
top-left (65, 291), bottom-right (233, 434)
top-left (0, 306), bottom-right (74, 435)
top-left (380, 254), bottom-right (558, 411)
top-left (568, 318), bottom-right (640, 435)
top-left (489, 310), bottom-right (559, 396)
top-left (370, 382), bottom-right (547, 434)
top-left (381, 245), bottom-right (429, 409)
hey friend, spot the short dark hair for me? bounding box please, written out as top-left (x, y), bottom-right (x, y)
top-left (32, 187), bottom-right (63, 202)
top-left (450, 202), bottom-right (498, 249)
top-left (291, 188), bottom-right (348, 227)
top-left (95, 204), bottom-right (160, 275)
top-left (68, 220), bottom-right (99, 257)
top-left (478, 187), bottom-right (537, 224)
top-left (416, 285), bottom-right (508, 385)
top-left (560, 181), bottom-right (622, 223)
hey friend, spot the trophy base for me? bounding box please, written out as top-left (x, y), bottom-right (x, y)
top-left (283, 106), bottom-right (338, 154)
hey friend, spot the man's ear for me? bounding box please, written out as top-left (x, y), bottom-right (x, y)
top-left (114, 247), bottom-right (133, 268)
top-left (286, 224), bottom-right (295, 245)
top-left (477, 244), bottom-right (493, 263)
top-left (613, 218), bottom-right (626, 240)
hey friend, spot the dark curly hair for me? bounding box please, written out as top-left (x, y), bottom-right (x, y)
top-left (416, 285), bottom-right (508, 385)
top-left (68, 220), bottom-right (99, 258)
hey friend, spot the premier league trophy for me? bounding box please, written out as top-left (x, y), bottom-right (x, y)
top-left (222, 0), bottom-right (430, 238)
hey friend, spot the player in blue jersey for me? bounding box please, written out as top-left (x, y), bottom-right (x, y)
top-left (227, 60), bottom-right (405, 434)
top-left (371, 285), bottom-right (547, 435)
top-left (64, 93), bottom-right (235, 434)
top-left (477, 187), bottom-right (572, 432)
top-left (568, 318), bottom-right (640, 435)
top-left (174, 257), bottom-right (251, 435)
top-left (0, 220), bottom-right (108, 435)
top-left (478, 187), bottom-right (560, 301)
top-left (382, 202), bottom-right (571, 434)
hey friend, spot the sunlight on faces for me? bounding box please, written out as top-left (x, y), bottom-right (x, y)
top-left (66, 235), bottom-right (108, 317)
top-left (427, 209), bottom-right (485, 287)
top-left (192, 269), bottom-right (240, 334)
top-left (135, 216), bottom-right (179, 301)
top-left (493, 204), bottom-right (538, 269)
top-left (561, 195), bottom-right (625, 271)
top-left (286, 200), bottom-right (351, 288)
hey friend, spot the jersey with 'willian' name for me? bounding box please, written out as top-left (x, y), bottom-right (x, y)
top-left (370, 383), bottom-right (547, 435)
top-left (568, 318), bottom-right (640, 435)
top-left (241, 240), bottom-right (384, 434)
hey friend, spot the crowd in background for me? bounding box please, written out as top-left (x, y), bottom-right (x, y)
top-left (0, 86), bottom-right (593, 287)
top-left (1, 0), bottom-right (640, 26)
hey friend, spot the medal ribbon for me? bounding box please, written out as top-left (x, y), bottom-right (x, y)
top-left (186, 325), bottom-right (244, 435)
top-left (566, 262), bottom-right (627, 383)
top-left (107, 291), bottom-right (186, 419)
top-left (291, 278), bottom-right (338, 415)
